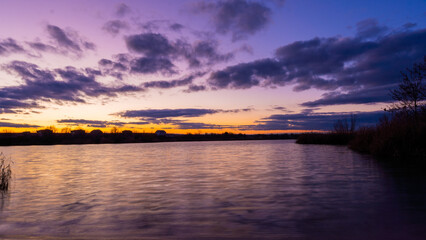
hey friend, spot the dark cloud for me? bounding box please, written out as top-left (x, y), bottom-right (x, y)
top-left (117, 107), bottom-right (251, 119)
top-left (0, 99), bottom-right (40, 113)
top-left (0, 61), bottom-right (142, 109)
top-left (222, 108), bottom-right (253, 113)
top-left (98, 58), bottom-right (128, 71)
top-left (402, 22), bottom-right (417, 29)
top-left (0, 121), bottom-right (40, 128)
top-left (208, 58), bottom-right (286, 89)
top-left (183, 84), bottom-right (207, 93)
top-left (0, 38), bottom-right (25, 55)
top-left (1, 27), bottom-right (93, 58)
top-left (194, 0), bottom-right (273, 41)
top-left (127, 117), bottom-right (232, 130)
top-left (118, 108), bottom-right (219, 119)
top-left (207, 25), bottom-right (426, 106)
top-left (142, 76), bottom-right (193, 89)
top-left (115, 3), bottom-right (131, 17)
top-left (191, 40), bottom-right (234, 66)
top-left (46, 25), bottom-right (95, 55)
top-left (130, 57), bottom-right (176, 75)
top-left (99, 59), bottom-right (113, 66)
top-left (355, 18), bottom-right (388, 39)
top-left (57, 119), bottom-right (127, 127)
top-left (126, 33), bottom-right (174, 57)
top-left (171, 121), bottom-right (232, 129)
top-left (124, 33), bottom-right (233, 72)
top-left (170, 23), bottom-right (184, 31)
top-left (103, 20), bottom-right (129, 35)
top-left (241, 111), bottom-right (384, 131)
top-left (97, 58), bottom-right (128, 79)
top-left (126, 121), bottom-right (150, 125)
top-left (27, 42), bottom-right (57, 53)
top-left (301, 85), bottom-right (394, 107)
top-left (141, 72), bottom-right (205, 90)
top-left (271, 106), bottom-right (294, 113)
top-left (47, 25), bottom-right (81, 51)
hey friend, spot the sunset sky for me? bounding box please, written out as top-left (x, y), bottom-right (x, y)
top-left (0, 0), bottom-right (425, 133)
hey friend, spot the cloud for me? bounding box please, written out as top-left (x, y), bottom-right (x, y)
top-left (141, 72), bottom-right (205, 89)
top-left (57, 119), bottom-right (128, 127)
top-left (183, 84), bottom-right (207, 93)
top-left (301, 85), bottom-right (394, 107)
top-left (98, 58), bottom-right (128, 79)
top-left (103, 20), bottom-right (129, 35)
top-left (47, 25), bottom-right (81, 51)
top-left (190, 40), bottom-right (234, 66)
top-left (0, 61), bottom-right (143, 108)
top-left (0, 121), bottom-right (40, 128)
top-left (115, 3), bottom-right (131, 17)
top-left (0, 38), bottom-right (25, 56)
top-left (142, 76), bottom-right (193, 89)
top-left (126, 33), bottom-right (174, 57)
top-left (127, 117), bottom-right (233, 130)
top-left (271, 106), bottom-right (294, 113)
top-left (207, 58), bottom-right (286, 89)
top-left (207, 23), bottom-right (426, 106)
top-left (0, 26), bottom-right (94, 58)
top-left (0, 99), bottom-right (40, 113)
top-left (130, 57), bottom-right (176, 75)
top-left (169, 23), bottom-right (184, 31)
top-left (46, 25), bottom-right (96, 55)
top-left (118, 108), bottom-right (219, 119)
top-left (241, 111), bottom-right (384, 131)
top-left (126, 121), bottom-right (150, 125)
top-left (117, 107), bottom-right (251, 119)
top-left (170, 121), bottom-right (233, 129)
top-left (27, 42), bottom-right (57, 53)
top-left (124, 33), bottom-right (233, 72)
top-left (355, 18), bottom-right (388, 39)
top-left (193, 0), bottom-right (275, 41)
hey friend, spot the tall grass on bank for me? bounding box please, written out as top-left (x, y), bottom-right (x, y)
top-left (296, 115), bottom-right (357, 145)
top-left (297, 110), bottom-right (426, 164)
top-left (350, 110), bottom-right (426, 163)
top-left (0, 153), bottom-right (12, 191)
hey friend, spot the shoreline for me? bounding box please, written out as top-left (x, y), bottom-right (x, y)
top-left (0, 132), bottom-right (299, 147)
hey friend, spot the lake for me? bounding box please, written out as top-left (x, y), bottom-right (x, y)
top-left (0, 140), bottom-right (425, 239)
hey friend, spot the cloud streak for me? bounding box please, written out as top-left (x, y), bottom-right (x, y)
top-left (117, 107), bottom-right (252, 119)
top-left (57, 119), bottom-right (131, 128)
top-left (0, 121), bottom-right (40, 128)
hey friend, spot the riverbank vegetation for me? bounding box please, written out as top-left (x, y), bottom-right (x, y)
top-left (297, 58), bottom-right (426, 163)
top-left (0, 153), bottom-right (12, 191)
top-left (0, 132), bottom-right (299, 146)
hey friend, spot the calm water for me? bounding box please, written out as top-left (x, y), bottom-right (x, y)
top-left (0, 140), bottom-right (425, 239)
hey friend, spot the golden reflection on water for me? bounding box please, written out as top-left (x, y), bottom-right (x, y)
top-left (0, 140), bottom-right (424, 239)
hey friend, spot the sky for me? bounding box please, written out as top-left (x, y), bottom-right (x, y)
top-left (0, 0), bottom-right (425, 134)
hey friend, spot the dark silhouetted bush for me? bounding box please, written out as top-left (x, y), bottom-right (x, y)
top-left (0, 153), bottom-right (12, 191)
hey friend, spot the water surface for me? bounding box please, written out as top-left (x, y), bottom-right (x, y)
top-left (0, 140), bottom-right (425, 239)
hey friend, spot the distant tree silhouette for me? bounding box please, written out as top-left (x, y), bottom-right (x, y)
top-left (61, 127), bottom-right (71, 133)
top-left (333, 114), bottom-right (357, 134)
top-left (47, 125), bottom-right (58, 133)
top-left (110, 126), bottom-right (120, 134)
top-left (388, 57), bottom-right (426, 118)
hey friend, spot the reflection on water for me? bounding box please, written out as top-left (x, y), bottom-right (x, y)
top-left (0, 140), bottom-right (425, 239)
